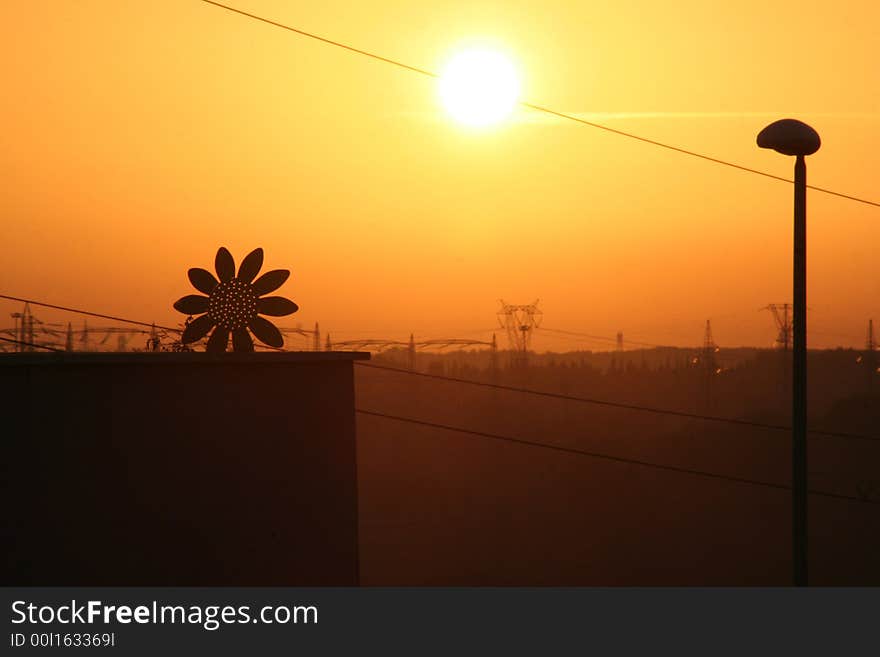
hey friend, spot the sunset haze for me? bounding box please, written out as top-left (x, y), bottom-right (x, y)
top-left (2, 0), bottom-right (877, 350)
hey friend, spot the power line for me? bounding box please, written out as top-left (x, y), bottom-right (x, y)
top-left (354, 361), bottom-right (880, 442)
top-left (3, 293), bottom-right (874, 498)
top-left (539, 327), bottom-right (667, 348)
top-left (0, 336), bottom-right (64, 352)
top-left (356, 408), bottom-right (877, 505)
top-left (518, 101), bottom-right (880, 208)
top-left (0, 294), bottom-right (181, 333)
top-left (198, 0), bottom-right (880, 209)
top-left (0, 293), bottom-right (296, 352)
top-left (200, 0), bottom-right (437, 78)
top-left (538, 327), bottom-right (620, 345)
top-left (4, 291), bottom-right (875, 443)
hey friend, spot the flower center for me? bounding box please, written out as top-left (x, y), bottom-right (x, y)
top-left (208, 279), bottom-right (258, 331)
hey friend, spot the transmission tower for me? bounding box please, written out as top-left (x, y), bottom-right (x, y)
top-left (701, 320), bottom-right (720, 370)
top-left (10, 309), bottom-right (24, 351)
top-left (497, 300), bottom-right (542, 368)
top-left (146, 323), bottom-right (160, 352)
top-left (611, 330), bottom-right (624, 372)
top-left (25, 304), bottom-right (35, 350)
top-left (858, 319), bottom-right (878, 394)
top-left (313, 322), bottom-right (321, 352)
top-left (9, 303), bottom-right (36, 351)
top-left (763, 303), bottom-right (793, 350)
top-left (762, 304), bottom-right (793, 398)
top-left (699, 320), bottom-right (722, 409)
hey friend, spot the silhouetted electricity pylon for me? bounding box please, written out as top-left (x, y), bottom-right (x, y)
top-left (9, 303), bottom-right (35, 352)
top-left (857, 319), bottom-right (877, 394)
top-left (697, 319), bottom-right (721, 409)
top-left (763, 303), bottom-right (793, 350)
top-left (612, 331), bottom-right (624, 371)
top-left (497, 300), bottom-right (542, 368)
top-left (763, 303), bottom-right (794, 397)
top-left (700, 320), bottom-right (719, 370)
top-left (146, 322), bottom-right (159, 352)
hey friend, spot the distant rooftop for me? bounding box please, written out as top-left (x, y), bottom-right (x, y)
top-left (0, 351), bottom-right (370, 366)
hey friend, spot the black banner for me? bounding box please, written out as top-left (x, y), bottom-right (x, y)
top-left (2, 588), bottom-right (878, 655)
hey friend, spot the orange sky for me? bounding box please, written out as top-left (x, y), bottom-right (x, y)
top-left (2, 0), bottom-right (878, 351)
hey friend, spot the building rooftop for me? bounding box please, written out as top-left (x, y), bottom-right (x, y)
top-left (0, 351), bottom-right (370, 366)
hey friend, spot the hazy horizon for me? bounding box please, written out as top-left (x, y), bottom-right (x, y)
top-left (2, 1), bottom-right (878, 352)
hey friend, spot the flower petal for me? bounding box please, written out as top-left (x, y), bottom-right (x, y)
top-left (188, 268), bottom-right (218, 295)
top-left (215, 247), bottom-right (235, 283)
top-left (206, 326), bottom-right (230, 354)
top-left (173, 295), bottom-right (209, 315)
top-left (237, 248), bottom-right (264, 284)
top-left (181, 313), bottom-right (214, 344)
top-left (248, 315), bottom-right (284, 348)
top-left (251, 269), bottom-right (290, 297)
top-left (257, 296), bottom-right (299, 317)
top-left (232, 327), bottom-right (254, 352)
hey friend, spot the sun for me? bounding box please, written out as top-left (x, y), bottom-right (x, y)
top-left (439, 49), bottom-right (521, 127)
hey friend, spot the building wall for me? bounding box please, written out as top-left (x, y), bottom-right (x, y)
top-left (1, 352), bottom-right (367, 585)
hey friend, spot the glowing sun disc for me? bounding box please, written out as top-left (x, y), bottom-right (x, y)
top-left (439, 49), bottom-right (520, 127)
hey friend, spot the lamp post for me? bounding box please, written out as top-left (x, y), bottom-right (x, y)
top-left (757, 118), bottom-right (820, 587)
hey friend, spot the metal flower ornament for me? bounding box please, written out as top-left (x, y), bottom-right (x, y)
top-left (174, 247), bottom-right (298, 353)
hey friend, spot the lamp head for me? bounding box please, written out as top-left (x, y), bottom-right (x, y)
top-left (757, 119), bottom-right (820, 156)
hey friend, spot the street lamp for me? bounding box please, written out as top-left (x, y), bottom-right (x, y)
top-left (757, 118), bottom-right (821, 587)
